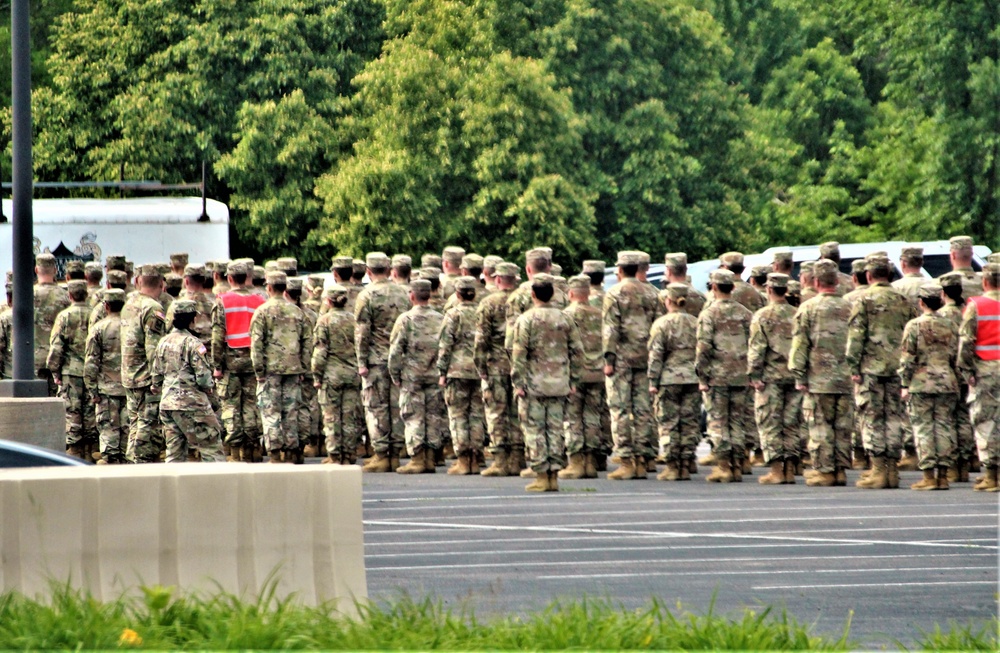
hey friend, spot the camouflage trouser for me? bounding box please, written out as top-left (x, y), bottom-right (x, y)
top-left (58, 375), bottom-right (89, 447)
top-left (483, 375), bottom-right (518, 451)
top-left (96, 394), bottom-right (127, 460)
top-left (564, 381), bottom-right (604, 455)
top-left (444, 378), bottom-right (485, 455)
top-left (856, 374), bottom-right (903, 460)
top-left (399, 382), bottom-right (445, 457)
top-left (600, 399), bottom-right (612, 454)
top-left (956, 384), bottom-right (975, 460)
top-left (654, 383), bottom-right (700, 463)
top-left (257, 374), bottom-right (301, 452)
top-left (518, 394), bottom-right (567, 473)
top-left (161, 408), bottom-right (224, 463)
top-left (803, 392), bottom-right (853, 473)
top-left (125, 385), bottom-right (163, 463)
top-left (907, 393), bottom-right (957, 469)
top-left (742, 388), bottom-right (760, 452)
top-left (36, 367), bottom-right (58, 397)
top-left (219, 372), bottom-right (260, 447)
top-left (298, 381), bottom-right (321, 444)
top-left (606, 365), bottom-right (654, 460)
top-left (755, 383), bottom-right (801, 462)
top-left (362, 365), bottom-right (404, 454)
top-left (703, 386), bottom-right (749, 463)
top-left (969, 361), bottom-right (1000, 467)
top-left (319, 382), bottom-right (363, 458)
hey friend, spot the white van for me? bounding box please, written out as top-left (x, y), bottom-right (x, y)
top-left (0, 197), bottom-right (230, 277)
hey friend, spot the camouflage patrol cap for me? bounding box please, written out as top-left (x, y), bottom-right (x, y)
top-left (235, 257), bottom-right (256, 268)
top-left (636, 252), bottom-right (651, 266)
top-left (421, 253), bottom-right (443, 269)
top-left (530, 273), bottom-right (555, 287)
top-left (353, 259), bottom-right (366, 274)
top-left (392, 254), bottom-right (412, 268)
top-left (867, 251), bottom-right (889, 259)
top-left (567, 275), bottom-right (590, 293)
top-left (525, 247), bottom-right (551, 263)
top-left (366, 252), bottom-right (391, 268)
top-left (253, 266), bottom-right (266, 281)
top-left (766, 273), bottom-right (789, 289)
top-left (85, 261), bottom-right (103, 276)
top-left (171, 299), bottom-right (197, 315)
top-left (865, 255), bottom-right (891, 272)
top-left (554, 276), bottom-right (568, 293)
top-left (226, 260), bottom-right (251, 277)
top-left (124, 261), bottom-right (134, 275)
top-left (409, 278), bottom-right (432, 292)
top-left (461, 254), bottom-right (484, 270)
top-left (184, 264), bottom-right (208, 278)
top-left (787, 280), bottom-right (801, 295)
top-left (819, 241), bottom-right (841, 259)
top-left (286, 277), bottom-right (303, 291)
top-left (495, 262), bottom-right (519, 278)
top-left (331, 255), bottom-right (354, 270)
top-left (938, 271), bottom-right (963, 289)
top-left (212, 260), bottom-right (231, 275)
top-left (138, 264), bottom-right (161, 278)
top-left (901, 246), bottom-right (923, 260)
top-left (719, 252), bottom-right (744, 266)
top-left (265, 271), bottom-right (287, 286)
top-left (169, 252), bottom-right (189, 267)
top-left (950, 236), bottom-right (974, 252)
top-left (165, 273), bottom-right (182, 290)
top-left (105, 255), bottom-right (126, 271)
top-left (442, 247), bottom-right (466, 264)
top-left (35, 252), bottom-right (57, 269)
top-left (664, 253), bottom-right (688, 267)
top-left (814, 259), bottom-right (839, 285)
top-left (454, 276), bottom-right (478, 292)
top-left (155, 263), bottom-right (171, 276)
top-left (850, 259), bottom-right (867, 274)
top-left (483, 255), bottom-right (503, 272)
top-left (665, 282), bottom-right (689, 301)
top-left (107, 270), bottom-right (128, 285)
top-left (616, 251), bottom-right (644, 266)
top-left (550, 263), bottom-right (563, 276)
top-left (65, 260), bottom-right (85, 274)
top-left (709, 269), bottom-right (735, 285)
top-left (103, 288), bottom-right (126, 303)
top-left (987, 253), bottom-right (1000, 264)
top-left (277, 257), bottom-right (298, 272)
top-left (983, 263), bottom-right (1000, 285)
top-left (772, 251), bottom-right (793, 267)
top-left (67, 279), bottom-right (87, 294)
top-left (917, 283), bottom-right (942, 300)
top-left (582, 260), bottom-right (606, 273)
top-left (325, 284), bottom-right (348, 299)
top-left (799, 261), bottom-right (816, 276)
top-left (750, 265), bottom-right (771, 278)
top-left (308, 274), bottom-right (325, 288)
top-left (418, 267), bottom-right (441, 280)
top-left (264, 261), bottom-right (279, 272)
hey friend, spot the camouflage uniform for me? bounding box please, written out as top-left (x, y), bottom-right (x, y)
top-left (474, 264), bottom-right (517, 458)
top-left (789, 269), bottom-right (854, 476)
top-left (648, 287), bottom-right (700, 468)
top-left (511, 281), bottom-right (583, 475)
top-left (957, 271), bottom-right (1000, 474)
top-left (388, 295), bottom-right (445, 458)
top-left (84, 292), bottom-right (127, 462)
top-left (949, 236), bottom-right (983, 300)
top-left (438, 278), bottom-right (486, 457)
top-left (312, 286), bottom-right (363, 462)
top-left (153, 305), bottom-right (224, 463)
top-left (440, 246), bottom-right (465, 299)
top-left (563, 283), bottom-right (605, 458)
top-left (250, 274), bottom-right (312, 455)
top-left (898, 297), bottom-right (959, 471)
top-left (355, 258), bottom-right (411, 456)
top-left (121, 274), bottom-right (167, 463)
top-left (892, 273), bottom-right (929, 311)
top-left (290, 279), bottom-right (321, 450)
top-left (167, 265), bottom-right (214, 346)
top-left (939, 272), bottom-right (975, 467)
top-left (47, 288), bottom-right (94, 450)
top-left (34, 267), bottom-right (71, 396)
top-left (0, 307), bottom-right (11, 379)
top-left (505, 280), bottom-right (568, 351)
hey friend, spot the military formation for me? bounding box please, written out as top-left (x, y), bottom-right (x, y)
top-left (4, 235), bottom-right (999, 493)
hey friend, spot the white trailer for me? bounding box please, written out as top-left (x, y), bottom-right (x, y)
top-left (0, 197), bottom-right (230, 276)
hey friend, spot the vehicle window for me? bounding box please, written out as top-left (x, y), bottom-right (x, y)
top-left (923, 255), bottom-right (952, 278)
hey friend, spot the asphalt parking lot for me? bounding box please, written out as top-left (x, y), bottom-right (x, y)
top-left (361, 460), bottom-right (999, 648)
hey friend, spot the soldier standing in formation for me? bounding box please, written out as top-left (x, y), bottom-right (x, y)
top-left (312, 284), bottom-right (362, 464)
top-left (48, 280), bottom-right (93, 458)
top-left (560, 275), bottom-right (604, 479)
top-left (84, 288), bottom-right (127, 464)
top-left (121, 265), bottom-right (166, 463)
top-left (34, 253), bottom-right (71, 396)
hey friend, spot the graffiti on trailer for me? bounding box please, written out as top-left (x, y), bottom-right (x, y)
top-left (34, 233), bottom-right (103, 278)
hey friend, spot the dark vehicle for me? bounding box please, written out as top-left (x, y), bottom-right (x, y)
top-left (0, 439), bottom-right (91, 468)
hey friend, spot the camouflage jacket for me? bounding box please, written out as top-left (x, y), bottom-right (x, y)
top-left (210, 288), bottom-right (262, 374)
top-left (938, 301), bottom-right (963, 328)
top-left (898, 312), bottom-right (959, 394)
top-left (951, 266), bottom-right (982, 300)
top-left (0, 310), bottom-right (11, 380)
top-left (564, 301), bottom-right (603, 384)
top-left (355, 279), bottom-right (411, 368)
top-left (166, 290), bottom-right (214, 346)
top-left (789, 293), bottom-right (852, 393)
top-left (891, 274), bottom-right (928, 311)
top-left (835, 271), bottom-right (853, 297)
top-left (588, 286), bottom-right (605, 310)
top-left (311, 307), bottom-right (358, 387)
top-left (505, 281), bottom-right (568, 352)
top-left (388, 305), bottom-right (444, 386)
top-left (661, 283), bottom-right (706, 318)
top-left (843, 283), bottom-right (869, 308)
top-left (648, 311), bottom-right (698, 386)
top-left (958, 290), bottom-right (1000, 380)
top-left (733, 280), bottom-right (765, 313)
top-left (474, 287), bottom-right (511, 377)
top-left (747, 301), bottom-right (796, 385)
top-left (602, 278), bottom-right (659, 369)
top-left (250, 297), bottom-right (312, 377)
top-left (640, 281), bottom-right (666, 321)
top-left (34, 282), bottom-right (70, 370)
top-left (511, 305), bottom-right (583, 397)
top-left (441, 273), bottom-right (460, 299)
top-left (695, 298), bottom-right (752, 387)
top-left (84, 314), bottom-right (124, 396)
top-left (47, 302), bottom-right (91, 377)
top-left (120, 294), bottom-right (166, 389)
top-left (87, 287), bottom-right (103, 310)
top-left (438, 303), bottom-right (479, 380)
top-left (153, 328), bottom-right (214, 411)
top-left (845, 282), bottom-right (915, 377)
top-left (443, 284), bottom-right (489, 313)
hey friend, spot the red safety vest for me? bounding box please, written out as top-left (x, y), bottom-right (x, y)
top-left (969, 295), bottom-right (1000, 361)
top-left (219, 291), bottom-right (265, 349)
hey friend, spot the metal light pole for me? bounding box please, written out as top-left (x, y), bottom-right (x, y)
top-left (1, 0), bottom-right (47, 397)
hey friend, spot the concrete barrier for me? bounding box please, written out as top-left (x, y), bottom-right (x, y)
top-left (0, 397), bottom-right (66, 451)
top-left (0, 464), bottom-right (366, 613)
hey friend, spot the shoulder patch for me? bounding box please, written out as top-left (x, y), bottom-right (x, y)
top-left (198, 345), bottom-right (208, 355)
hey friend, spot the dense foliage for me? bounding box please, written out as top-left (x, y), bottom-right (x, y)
top-left (2, 0), bottom-right (998, 268)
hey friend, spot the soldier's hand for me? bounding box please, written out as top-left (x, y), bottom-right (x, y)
top-left (796, 383), bottom-right (808, 392)
top-left (213, 369), bottom-right (223, 379)
top-left (698, 383), bottom-right (708, 392)
top-left (751, 381), bottom-right (764, 391)
top-left (91, 395), bottom-right (100, 405)
top-left (515, 387), bottom-right (526, 397)
top-left (900, 389), bottom-right (910, 401)
top-left (257, 377), bottom-right (265, 384)
top-left (851, 375), bottom-right (861, 385)
top-left (569, 386), bottom-right (577, 396)
top-left (439, 376), bottom-right (447, 387)
top-left (968, 376), bottom-right (977, 388)
top-left (603, 364), bottom-right (614, 377)
top-left (648, 385), bottom-right (657, 395)
top-left (358, 366), bottom-right (369, 378)
top-left (313, 381), bottom-right (321, 389)
top-left (150, 386), bottom-right (160, 395)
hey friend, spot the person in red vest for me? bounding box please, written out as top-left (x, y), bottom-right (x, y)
top-left (210, 260), bottom-right (266, 462)
top-left (958, 262), bottom-right (1000, 491)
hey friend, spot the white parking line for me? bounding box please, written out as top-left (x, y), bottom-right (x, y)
top-left (753, 580), bottom-right (998, 590)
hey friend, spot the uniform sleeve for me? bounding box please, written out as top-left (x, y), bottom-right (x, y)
top-left (844, 296), bottom-right (867, 376)
top-left (191, 340), bottom-right (214, 391)
top-left (957, 302), bottom-right (979, 380)
top-left (299, 314), bottom-right (313, 373)
top-left (647, 320), bottom-right (666, 384)
top-left (311, 318), bottom-right (329, 384)
top-left (510, 316), bottom-right (528, 392)
top-left (897, 320), bottom-right (919, 388)
top-left (354, 292), bottom-right (373, 368)
top-left (567, 316), bottom-right (584, 389)
top-left (602, 292), bottom-right (620, 365)
top-left (788, 306), bottom-right (810, 384)
top-left (210, 298), bottom-right (226, 370)
top-left (387, 315), bottom-right (406, 385)
top-left (503, 292), bottom-right (524, 354)
top-left (694, 311), bottom-right (714, 384)
top-left (437, 312), bottom-right (457, 377)
top-left (250, 311), bottom-right (266, 378)
top-left (746, 313), bottom-right (767, 382)
top-left (0, 318), bottom-right (8, 379)
top-left (47, 313), bottom-right (66, 374)
top-left (151, 341), bottom-right (165, 389)
top-left (473, 302), bottom-right (490, 377)
top-left (143, 305), bottom-right (166, 367)
top-left (84, 329), bottom-right (101, 391)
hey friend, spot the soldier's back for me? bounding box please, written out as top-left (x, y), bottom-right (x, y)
top-left (603, 278), bottom-right (658, 367)
top-left (697, 298), bottom-right (752, 386)
top-left (512, 306), bottom-right (577, 397)
top-left (121, 294), bottom-right (165, 389)
top-left (34, 283), bottom-right (71, 368)
top-left (791, 294), bottom-right (852, 393)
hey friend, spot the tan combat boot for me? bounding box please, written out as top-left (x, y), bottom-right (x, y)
top-left (645, 458), bottom-right (658, 473)
top-left (656, 462), bottom-right (680, 481)
top-left (678, 461), bottom-right (691, 481)
top-left (852, 446), bottom-right (868, 471)
top-left (936, 466), bottom-right (950, 490)
top-left (634, 457), bottom-right (648, 479)
top-left (758, 460), bottom-right (784, 485)
top-left (834, 468), bottom-right (847, 486)
top-left (751, 449), bottom-right (766, 468)
top-left (442, 442), bottom-right (456, 460)
top-left (520, 466), bottom-right (537, 478)
top-left (447, 454), bottom-right (471, 476)
top-left (422, 448), bottom-right (437, 473)
top-left (66, 445), bottom-right (83, 459)
top-left (706, 460), bottom-right (733, 483)
top-left (525, 471), bottom-right (548, 492)
top-left (362, 452), bottom-right (392, 473)
top-left (396, 449), bottom-right (428, 474)
top-left (584, 452), bottom-right (598, 479)
top-left (898, 447), bottom-right (919, 471)
top-left (805, 471), bottom-right (836, 486)
top-left (322, 454), bottom-right (337, 465)
top-left (547, 471), bottom-right (560, 492)
top-left (469, 451), bottom-right (481, 474)
top-left (303, 442), bottom-right (319, 458)
top-left (910, 468), bottom-right (937, 490)
top-left (856, 457), bottom-right (888, 489)
top-left (558, 453), bottom-right (586, 479)
top-left (697, 451), bottom-right (716, 466)
top-left (481, 450), bottom-right (509, 477)
top-left (268, 449), bottom-right (282, 464)
top-left (731, 456), bottom-right (743, 482)
top-left (885, 458), bottom-right (900, 488)
top-left (783, 459), bottom-right (797, 484)
top-left (607, 458), bottom-right (637, 480)
top-left (973, 466), bottom-right (998, 492)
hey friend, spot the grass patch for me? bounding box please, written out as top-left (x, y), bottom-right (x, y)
top-left (912, 618), bottom-right (1000, 651)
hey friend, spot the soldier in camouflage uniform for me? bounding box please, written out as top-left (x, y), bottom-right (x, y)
top-left (582, 259), bottom-right (613, 465)
top-left (312, 285), bottom-right (362, 465)
top-left (323, 256), bottom-right (356, 317)
top-left (483, 255), bottom-right (503, 294)
top-left (167, 264), bottom-right (213, 346)
top-left (799, 261), bottom-right (817, 303)
top-left (212, 260), bottom-right (232, 296)
top-left (357, 252), bottom-right (412, 472)
top-left (48, 280), bottom-right (94, 457)
top-left (389, 279), bottom-right (446, 474)
top-left (664, 253), bottom-right (706, 319)
top-left (648, 284), bottom-right (700, 481)
top-left (939, 271), bottom-right (975, 480)
top-left (898, 284), bottom-right (959, 490)
top-left (391, 254), bottom-right (412, 286)
top-left (250, 270), bottom-right (312, 463)
top-left (421, 267), bottom-right (447, 312)
top-left (153, 299), bottom-right (224, 463)
top-left (89, 270), bottom-right (128, 329)
top-left (84, 262), bottom-right (103, 307)
top-left (441, 247), bottom-right (465, 299)
top-left (581, 260), bottom-right (606, 309)
top-left (958, 262), bottom-right (1000, 491)
top-left (0, 276), bottom-right (11, 379)
top-left (422, 253), bottom-right (443, 270)
top-left (121, 265), bottom-right (167, 463)
top-left (603, 251), bottom-right (659, 480)
top-left (818, 242), bottom-right (854, 297)
top-left (846, 254), bottom-right (914, 489)
top-left (747, 273), bottom-right (799, 485)
top-left (789, 260), bottom-right (854, 487)
top-left (304, 274), bottom-right (325, 314)
top-left (559, 275), bottom-right (604, 479)
top-left (842, 257), bottom-right (871, 469)
top-left (948, 236), bottom-right (983, 300)
top-left (843, 259), bottom-right (870, 306)
top-left (475, 262), bottom-right (520, 476)
top-left (892, 246), bottom-right (928, 311)
top-left (443, 254), bottom-right (487, 312)
top-left (169, 252), bottom-right (188, 277)
top-left (287, 277), bottom-right (321, 457)
top-left (251, 265), bottom-right (268, 299)
top-left (511, 274), bottom-right (583, 492)
top-left (748, 265), bottom-right (770, 299)
top-left (696, 269), bottom-right (752, 483)
top-left (84, 288), bottom-right (127, 464)
top-left (34, 253), bottom-right (71, 397)
top-left (718, 252), bottom-right (764, 313)
top-left (438, 276), bottom-right (486, 475)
